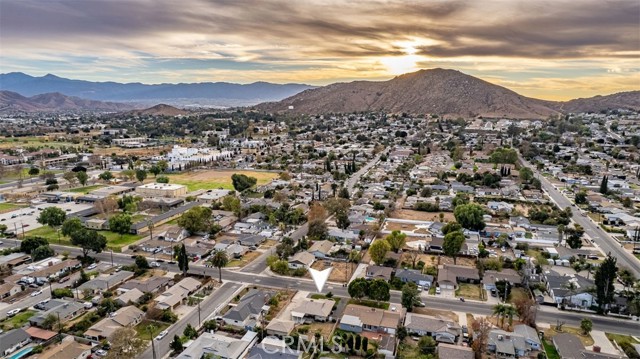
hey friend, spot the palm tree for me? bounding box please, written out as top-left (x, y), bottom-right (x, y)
top-left (210, 250), bottom-right (228, 283)
top-left (492, 304), bottom-right (506, 328)
top-left (557, 224), bottom-right (565, 245)
top-left (504, 305), bottom-right (517, 329)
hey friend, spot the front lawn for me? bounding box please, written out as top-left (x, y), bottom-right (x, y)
top-left (26, 225), bottom-right (142, 251)
top-left (0, 203), bottom-right (26, 212)
top-left (542, 338), bottom-right (560, 359)
top-left (508, 287), bottom-right (530, 303)
top-left (134, 320), bottom-right (170, 339)
top-left (0, 310), bottom-right (36, 330)
top-left (456, 283), bottom-right (485, 301)
top-left (226, 251), bottom-right (262, 268)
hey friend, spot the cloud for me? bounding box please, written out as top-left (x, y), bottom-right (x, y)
top-left (0, 0), bottom-right (638, 99)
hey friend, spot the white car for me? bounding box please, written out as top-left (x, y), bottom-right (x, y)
top-left (87, 263), bottom-right (97, 270)
top-left (435, 287), bottom-right (441, 295)
top-left (150, 262), bottom-right (161, 268)
top-left (6, 308), bottom-right (21, 317)
top-left (155, 330), bottom-right (168, 340)
top-left (95, 349), bottom-right (108, 357)
top-left (30, 290), bottom-right (43, 297)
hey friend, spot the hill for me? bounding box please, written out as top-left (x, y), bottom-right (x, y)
top-left (256, 69), bottom-right (639, 118)
top-left (557, 91), bottom-right (640, 113)
top-left (0, 91), bottom-right (133, 113)
top-left (127, 104), bottom-right (189, 116)
top-left (0, 73), bottom-right (315, 107)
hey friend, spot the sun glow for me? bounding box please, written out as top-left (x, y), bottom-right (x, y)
top-left (380, 40), bottom-right (430, 75)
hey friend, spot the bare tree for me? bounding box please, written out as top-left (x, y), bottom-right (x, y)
top-left (471, 317), bottom-right (492, 359)
top-left (105, 328), bottom-right (147, 359)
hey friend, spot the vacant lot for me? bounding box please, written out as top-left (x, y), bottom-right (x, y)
top-left (390, 209), bottom-right (455, 222)
top-left (168, 170), bottom-right (278, 191)
top-left (0, 203), bottom-right (25, 212)
top-left (0, 310), bottom-right (36, 329)
top-left (456, 283), bottom-right (485, 301)
top-left (402, 252), bottom-right (476, 268)
top-left (26, 225), bottom-right (142, 251)
top-left (307, 260), bottom-right (355, 283)
top-left (0, 137), bottom-right (77, 149)
top-left (134, 320), bottom-right (170, 339)
top-left (508, 287), bottom-right (531, 303)
top-left (227, 250), bottom-right (262, 268)
top-left (413, 307), bottom-right (459, 322)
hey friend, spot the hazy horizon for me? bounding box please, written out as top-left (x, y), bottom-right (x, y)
top-left (1, 0), bottom-right (638, 101)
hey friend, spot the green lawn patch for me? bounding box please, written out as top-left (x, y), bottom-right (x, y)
top-left (508, 287), bottom-right (531, 303)
top-left (134, 320), bottom-right (170, 339)
top-left (0, 203), bottom-right (25, 212)
top-left (310, 294), bottom-right (341, 304)
top-left (26, 225), bottom-right (142, 251)
top-left (347, 298), bottom-right (390, 310)
top-left (605, 333), bottom-right (639, 344)
top-left (543, 338), bottom-right (560, 359)
top-left (0, 310), bottom-right (36, 330)
top-left (67, 185), bottom-right (105, 194)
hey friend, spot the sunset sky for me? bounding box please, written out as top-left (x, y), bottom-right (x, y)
top-left (1, 0), bottom-right (638, 100)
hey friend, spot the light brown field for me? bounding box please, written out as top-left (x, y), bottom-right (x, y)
top-left (390, 209), bottom-right (456, 222)
top-left (169, 169), bottom-right (278, 191)
top-left (307, 261), bottom-right (355, 283)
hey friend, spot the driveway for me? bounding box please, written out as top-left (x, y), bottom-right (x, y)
top-left (588, 330), bottom-right (620, 355)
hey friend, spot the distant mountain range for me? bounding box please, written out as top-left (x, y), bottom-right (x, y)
top-left (256, 68), bottom-right (640, 119)
top-left (0, 72), bottom-right (316, 107)
top-left (0, 91), bottom-right (134, 113)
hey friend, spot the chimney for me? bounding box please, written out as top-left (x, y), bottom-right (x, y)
top-left (593, 346), bottom-right (601, 353)
top-left (505, 335), bottom-right (511, 340)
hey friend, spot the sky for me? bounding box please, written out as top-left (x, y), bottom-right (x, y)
top-left (0, 0), bottom-right (638, 100)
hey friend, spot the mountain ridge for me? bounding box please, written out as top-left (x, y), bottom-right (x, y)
top-left (0, 72), bottom-right (316, 106)
top-left (0, 91), bottom-right (134, 113)
top-left (255, 68), bottom-right (639, 119)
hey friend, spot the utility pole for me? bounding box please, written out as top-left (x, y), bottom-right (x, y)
top-left (110, 249), bottom-right (114, 267)
top-left (148, 325), bottom-right (157, 359)
top-left (197, 299), bottom-right (201, 325)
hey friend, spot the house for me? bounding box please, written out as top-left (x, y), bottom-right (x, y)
top-left (328, 227), bottom-right (359, 242)
top-left (163, 226), bottom-right (189, 241)
top-left (115, 288), bottom-right (145, 306)
top-left (176, 331), bottom-right (258, 359)
top-left (403, 313), bottom-right (459, 344)
top-left (437, 264), bottom-right (480, 289)
top-left (487, 201), bottom-right (515, 213)
top-left (118, 276), bottom-right (172, 294)
top-left (78, 270), bottom-right (134, 294)
top-left (265, 319), bottom-right (295, 337)
top-left (36, 335), bottom-right (92, 359)
top-left (84, 306), bottom-right (145, 341)
top-left (308, 240), bottom-right (333, 259)
top-left (395, 269), bottom-right (433, 288)
top-left (377, 334), bottom-right (397, 359)
top-left (0, 329), bottom-right (31, 357)
top-left (513, 325), bottom-right (541, 351)
top-left (290, 298), bottom-right (334, 323)
top-left (339, 304), bottom-right (402, 335)
top-left (438, 343), bottom-right (474, 359)
top-left (288, 252), bottom-right (315, 270)
top-left (0, 283), bottom-right (21, 299)
top-left (487, 329), bottom-right (528, 358)
top-left (155, 277), bottom-right (201, 310)
top-left (483, 269), bottom-right (522, 291)
top-left (25, 327), bottom-right (58, 343)
top-left (237, 234), bottom-right (266, 247)
top-left (30, 301), bottom-right (86, 327)
top-left (365, 265), bottom-right (394, 281)
top-left (222, 289), bottom-right (271, 329)
top-left (247, 342), bottom-right (302, 359)
top-left (552, 333), bottom-right (624, 359)
top-left (545, 271), bottom-right (596, 308)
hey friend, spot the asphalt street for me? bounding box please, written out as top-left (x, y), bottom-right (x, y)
top-left (519, 154), bottom-right (640, 276)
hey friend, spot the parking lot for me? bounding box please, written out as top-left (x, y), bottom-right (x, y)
top-left (0, 201), bottom-right (94, 235)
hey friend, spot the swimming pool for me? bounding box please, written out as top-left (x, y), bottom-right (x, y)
top-left (365, 216), bottom-right (375, 222)
top-left (8, 346), bottom-right (33, 359)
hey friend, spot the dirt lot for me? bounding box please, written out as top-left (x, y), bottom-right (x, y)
top-left (266, 290), bottom-right (295, 321)
top-left (307, 261), bottom-right (355, 283)
top-left (413, 307), bottom-right (459, 322)
top-left (168, 169), bottom-right (278, 191)
top-left (402, 253), bottom-right (476, 268)
top-left (389, 209), bottom-right (456, 222)
top-left (227, 250), bottom-right (262, 268)
top-left (304, 322), bottom-right (336, 340)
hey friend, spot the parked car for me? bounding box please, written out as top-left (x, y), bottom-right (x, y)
top-left (435, 287), bottom-right (441, 295)
top-left (150, 262), bottom-right (161, 268)
top-left (59, 276), bottom-right (70, 283)
top-left (95, 349), bottom-right (108, 357)
top-left (87, 263), bottom-right (97, 270)
top-left (6, 308), bottom-right (21, 317)
top-left (155, 330), bottom-right (169, 340)
top-left (30, 290), bottom-right (43, 297)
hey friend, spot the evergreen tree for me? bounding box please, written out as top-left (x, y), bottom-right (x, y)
top-left (594, 254), bottom-right (617, 313)
top-left (600, 175), bottom-right (608, 194)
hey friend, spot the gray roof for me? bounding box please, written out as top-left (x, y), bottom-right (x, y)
top-left (31, 301), bottom-right (85, 326)
top-left (488, 329), bottom-right (527, 355)
top-left (131, 202), bottom-right (198, 230)
top-left (395, 269), bottom-right (433, 284)
top-left (0, 329), bottom-right (30, 354)
top-left (553, 333), bottom-right (585, 359)
top-left (247, 345), bottom-right (302, 359)
top-left (223, 289), bottom-right (271, 322)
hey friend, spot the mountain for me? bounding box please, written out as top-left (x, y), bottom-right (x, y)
top-left (0, 91), bottom-right (134, 113)
top-left (256, 68), bottom-right (639, 118)
top-left (127, 104), bottom-right (188, 116)
top-left (0, 72), bottom-right (315, 106)
top-left (557, 91), bottom-right (640, 113)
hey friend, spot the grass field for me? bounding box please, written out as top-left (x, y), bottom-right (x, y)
top-left (0, 203), bottom-right (25, 212)
top-left (226, 250), bottom-right (262, 267)
top-left (67, 185), bottom-right (105, 194)
top-left (0, 310), bottom-right (36, 330)
top-left (26, 225), bottom-right (142, 251)
top-left (168, 170), bottom-right (278, 191)
top-left (0, 137), bottom-right (78, 149)
top-left (348, 298), bottom-right (390, 310)
top-left (543, 338), bottom-right (561, 359)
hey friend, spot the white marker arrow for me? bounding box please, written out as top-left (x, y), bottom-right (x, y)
top-left (309, 267), bottom-right (333, 293)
